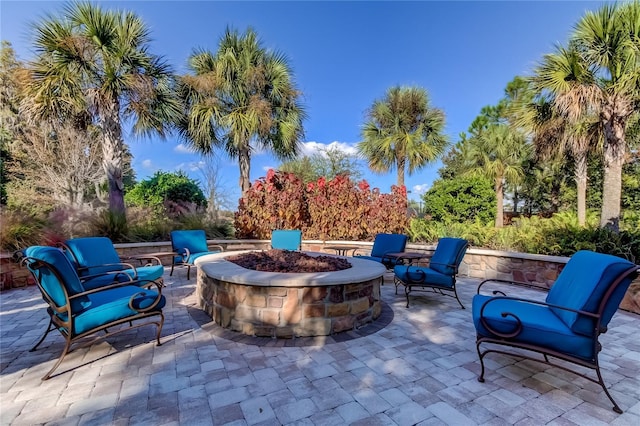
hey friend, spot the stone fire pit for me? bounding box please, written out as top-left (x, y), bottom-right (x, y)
top-left (195, 251), bottom-right (387, 338)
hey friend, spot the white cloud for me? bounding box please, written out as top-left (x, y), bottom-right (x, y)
top-left (300, 141), bottom-right (359, 157)
top-left (262, 165), bottom-right (275, 172)
top-left (412, 184), bottom-right (430, 195)
top-left (175, 161), bottom-right (205, 172)
top-left (141, 159), bottom-right (153, 169)
top-left (174, 143), bottom-right (195, 154)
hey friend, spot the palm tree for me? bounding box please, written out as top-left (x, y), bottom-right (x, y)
top-left (527, 44), bottom-right (602, 226)
top-left (178, 27), bottom-right (306, 194)
top-left (359, 86), bottom-right (447, 188)
top-left (571, 1), bottom-right (640, 230)
top-left (24, 2), bottom-right (182, 215)
top-left (465, 124), bottom-right (529, 228)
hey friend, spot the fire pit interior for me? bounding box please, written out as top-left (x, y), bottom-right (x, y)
top-left (226, 249), bottom-right (351, 273)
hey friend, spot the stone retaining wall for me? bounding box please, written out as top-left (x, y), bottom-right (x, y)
top-left (3, 239), bottom-right (638, 315)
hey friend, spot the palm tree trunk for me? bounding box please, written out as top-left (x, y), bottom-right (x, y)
top-left (600, 107), bottom-right (628, 231)
top-left (600, 143), bottom-right (625, 231)
top-left (575, 150), bottom-right (588, 227)
top-left (396, 156), bottom-right (405, 188)
top-left (495, 176), bottom-right (504, 228)
top-left (100, 104), bottom-right (125, 215)
top-left (239, 146), bottom-right (251, 194)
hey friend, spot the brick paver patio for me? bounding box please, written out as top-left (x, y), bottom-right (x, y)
top-left (1, 268), bottom-right (639, 425)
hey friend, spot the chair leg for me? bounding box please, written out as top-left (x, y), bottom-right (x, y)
top-left (41, 336), bottom-right (73, 380)
top-left (170, 262), bottom-right (175, 277)
top-left (405, 285), bottom-right (411, 308)
top-left (595, 362), bottom-right (622, 413)
top-left (452, 286), bottom-right (465, 309)
top-left (476, 340), bottom-right (487, 383)
top-left (186, 265), bottom-right (191, 281)
top-left (30, 317), bottom-right (54, 352)
top-left (155, 313), bottom-right (165, 346)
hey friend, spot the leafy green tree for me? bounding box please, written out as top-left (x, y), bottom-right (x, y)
top-left (527, 44), bottom-right (602, 226)
top-left (279, 156), bottom-right (318, 183)
top-left (279, 145), bottom-right (361, 183)
top-left (622, 150), bottom-right (640, 212)
top-left (570, 1), bottom-right (640, 230)
top-left (179, 27), bottom-right (306, 194)
top-left (125, 171), bottom-right (206, 212)
top-left (0, 41), bottom-right (22, 205)
top-left (359, 86), bottom-right (447, 187)
top-left (464, 124), bottom-right (530, 228)
top-left (24, 2), bottom-right (182, 215)
top-left (422, 175), bottom-right (495, 224)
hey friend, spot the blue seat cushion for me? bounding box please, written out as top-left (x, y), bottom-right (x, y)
top-left (545, 251), bottom-right (636, 336)
top-left (370, 233), bottom-right (407, 258)
top-left (394, 265), bottom-right (454, 288)
top-left (171, 230), bottom-right (209, 255)
top-left (355, 255), bottom-right (403, 267)
top-left (81, 265), bottom-right (165, 290)
top-left (60, 286), bottom-right (165, 335)
top-left (472, 294), bottom-right (595, 360)
top-left (174, 251), bottom-right (220, 265)
top-left (429, 238), bottom-right (468, 275)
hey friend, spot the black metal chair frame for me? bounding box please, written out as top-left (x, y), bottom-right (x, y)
top-left (24, 256), bottom-right (165, 380)
top-left (475, 266), bottom-right (639, 414)
top-left (394, 258), bottom-right (466, 309)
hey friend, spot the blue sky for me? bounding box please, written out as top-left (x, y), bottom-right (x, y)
top-left (1, 0), bottom-right (606, 203)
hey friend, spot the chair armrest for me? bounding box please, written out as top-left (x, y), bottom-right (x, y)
top-left (208, 245), bottom-right (224, 252)
top-left (476, 278), bottom-right (547, 295)
top-left (123, 254), bottom-right (162, 266)
top-left (77, 262), bottom-right (139, 280)
top-left (175, 248), bottom-right (191, 262)
top-left (400, 265), bottom-right (427, 284)
top-left (352, 248), bottom-right (370, 256)
top-left (428, 261), bottom-right (458, 274)
top-left (70, 278), bottom-right (164, 313)
top-left (78, 270), bottom-right (136, 284)
top-left (477, 295), bottom-right (600, 339)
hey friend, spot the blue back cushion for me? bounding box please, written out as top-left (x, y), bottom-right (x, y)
top-left (271, 230), bottom-right (302, 250)
top-left (25, 246), bottom-right (91, 312)
top-left (65, 237), bottom-right (122, 276)
top-left (171, 229), bottom-right (209, 255)
top-left (371, 234), bottom-right (407, 258)
top-left (546, 250), bottom-right (636, 336)
top-left (430, 238), bottom-right (468, 275)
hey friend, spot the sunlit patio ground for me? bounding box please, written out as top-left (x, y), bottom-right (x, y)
top-left (1, 268), bottom-right (639, 425)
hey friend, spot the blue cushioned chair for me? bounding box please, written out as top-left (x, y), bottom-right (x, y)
top-left (271, 229), bottom-right (302, 251)
top-left (473, 250), bottom-right (639, 413)
top-left (354, 233), bottom-right (408, 268)
top-left (62, 237), bottom-right (165, 289)
top-left (170, 230), bottom-right (223, 280)
top-left (393, 237), bottom-right (468, 308)
top-left (20, 246), bottom-right (165, 380)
